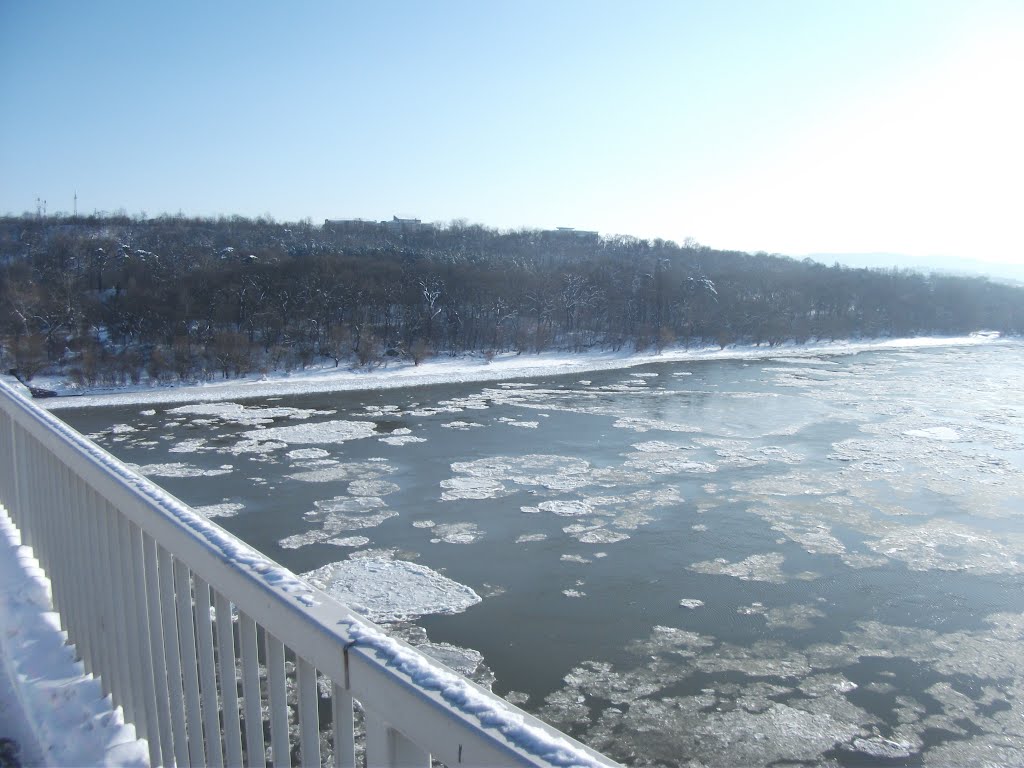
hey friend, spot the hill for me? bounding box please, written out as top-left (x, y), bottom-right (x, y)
top-left (2, 213), bottom-right (1021, 387)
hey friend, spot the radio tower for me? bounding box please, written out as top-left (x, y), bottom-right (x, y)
top-left (74, 191), bottom-right (78, 217)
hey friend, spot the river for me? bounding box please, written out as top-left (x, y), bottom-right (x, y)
top-left (56, 340), bottom-right (1024, 766)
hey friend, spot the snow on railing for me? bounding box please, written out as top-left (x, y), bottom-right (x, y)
top-left (0, 380), bottom-right (619, 768)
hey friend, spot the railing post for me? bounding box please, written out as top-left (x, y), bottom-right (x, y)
top-left (238, 611), bottom-right (266, 768)
top-left (297, 659), bottom-right (321, 768)
top-left (76, 483), bottom-right (101, 684)
top-left (174, 559), bottom-right (207, 766)
top-left (143, 532), bottom-right (176, 768)
top-left (117, 514), bottom-right (149, 741)
top-left (365, 714), bottom-right (430, 768)
top-left (6, 416), bottom-right (24, 541)
top-left (194, 575), bottom-right (224, 768)
top-left (214, 591), bottom-right (244, 768)
top-left (96, 497), bottom-right (127, 709)
top-left (331, 683), bottom-right (356, 768)
top-left (266, 630), bottom-right (291, 768)
top-left (158, 546), bottom-right (191, 768)
top-left (127, 520), bottom-right (165, 767)
top-left (18, 433), bottom-right (37, 561)
top-left (58, 460), bottom-right (88, 671)
top-left (84, 489), bottom-right (113, 700)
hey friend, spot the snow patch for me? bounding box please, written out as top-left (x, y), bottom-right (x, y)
top-left (0, 507), bottom-right (149, 767)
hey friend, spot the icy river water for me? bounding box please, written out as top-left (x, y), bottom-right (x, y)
top-left (58, 340), bottom-right (1024, 767)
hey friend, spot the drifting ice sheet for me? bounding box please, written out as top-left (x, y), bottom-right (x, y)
top-left (239, 419), bottom-right (377, 445)
top-left (302, 556), bottom-right (481, 622)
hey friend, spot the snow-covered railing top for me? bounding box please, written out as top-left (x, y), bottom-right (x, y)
top-left (0, 380), bottom-right (619, 767)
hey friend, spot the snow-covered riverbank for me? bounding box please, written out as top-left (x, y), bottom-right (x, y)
top-left (25, 333), bottom-right (1007, 410)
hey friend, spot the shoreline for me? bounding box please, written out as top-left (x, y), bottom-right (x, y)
top-left (27, 332), bottom-right (1008, 410)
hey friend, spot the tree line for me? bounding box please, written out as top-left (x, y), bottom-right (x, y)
top-left (1, 213), bottom-right (1021, 387)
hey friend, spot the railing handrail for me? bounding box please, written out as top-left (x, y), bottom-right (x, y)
top-left (0, 380), bottom-right (618, 767)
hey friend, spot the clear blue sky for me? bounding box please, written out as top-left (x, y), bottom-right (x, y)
top-left (2, 1), bottom-right (1021, 264)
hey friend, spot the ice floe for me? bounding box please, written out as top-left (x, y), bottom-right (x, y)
top-left (561, 554), bottom-right (591, 564)
top-left (287, 459), bottom-right (395, 484)
top-left (739, 602), bottom-right (826, 630)
top-left (441, 420), bottom-right (484, 430)
top-left (612, 416), bottom-right (703, 433)
top-left (167, 401), bottom-right (333, 427)
top-left (516, 533), bottom-right (547, 543)
top-left (690, 552), bottom-right (788, 583)
top-left (326, 536), bottom-right (369, 547)
top-left (379, 434), bottom-right (427, 445)
top-left (129, 462), bottom-right (233, 478)
top-left (497, 417), bottom-right (540, 428)
top-left (575, 529), bottom-right (629, 544)
top-left (348, 479), bottom-right (400, 497)
top-left (440, 476), bottom-right (507, 501)
top-left (866, 519), bottom-right (1024, 575)
top-left (302, 557), bottom-right (481, 622)
top-left (168, 437), bottom-right (208, 454)
top-left (537, 499), bottom-right (593, 517)
top-left (192, 502), bottom-right (245, 518)
top-left (287, 447), bottom-right (330, 460)
top-left (238, 419), bottom-right (377, 445)
top-left (278, 495), bottom-right (397, 549)
top-left (430, 523), bottom-right (483, 544)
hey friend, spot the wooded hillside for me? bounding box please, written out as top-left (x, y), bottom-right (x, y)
top-left (2, 213), bottom-right (1021, 386)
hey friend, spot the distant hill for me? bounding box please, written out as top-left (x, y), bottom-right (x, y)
top-left (805, 253), bottom-right (1024, 286)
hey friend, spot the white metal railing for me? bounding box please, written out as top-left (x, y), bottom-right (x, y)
top-left (0, 380), bottom-right (619, 768)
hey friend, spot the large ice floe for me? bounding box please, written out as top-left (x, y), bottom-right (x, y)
top-left (302, 556), bottom-right (481, 622)
top-left (238, 418), bottom-right (377, 445)
top-left (166, 401), bottom-right (334, 426)
top-left (128, 461), bottom-right (233, 478)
